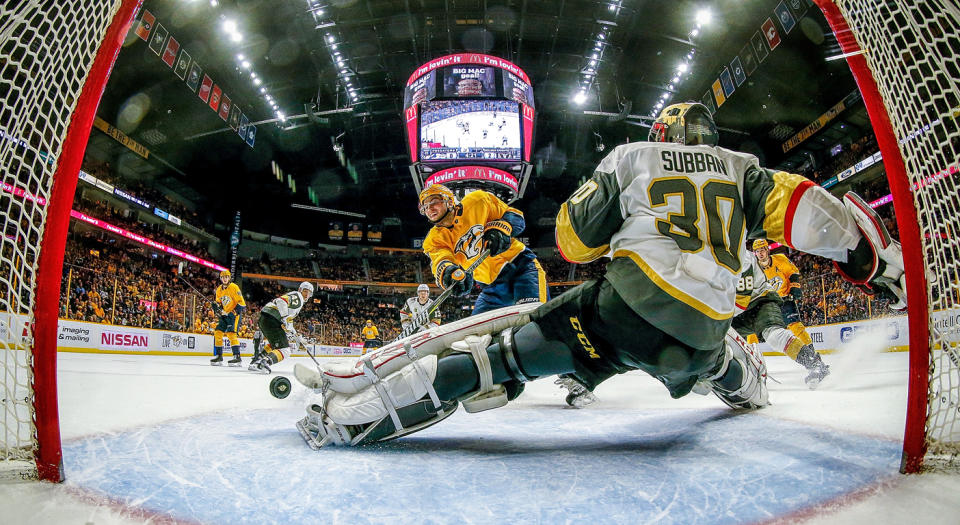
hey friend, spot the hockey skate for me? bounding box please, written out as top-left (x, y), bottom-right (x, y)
top-left (296, 398), bottom-right (459, 450)
top-left (210, 355), bottom-right (223, 366)
top-left (796, 344), bottom-right (830, 389)
top-left (227, 355), bottom-right (242, 367)
top-left (555, 375), bottom-right (597, 408)
top-left (248, 357), bottom-right (271, 374)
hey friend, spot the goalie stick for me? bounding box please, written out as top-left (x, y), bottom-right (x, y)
top-left (392, 249), bottom-right (490, 342)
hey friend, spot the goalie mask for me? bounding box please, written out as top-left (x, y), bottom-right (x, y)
top-left (649, 102), bottom-right (719, 146)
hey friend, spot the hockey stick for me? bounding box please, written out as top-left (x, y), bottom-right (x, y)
top-left (392, 249), bottom-right (490, 342)
top-left (290, 330), bottom-right (323, 370)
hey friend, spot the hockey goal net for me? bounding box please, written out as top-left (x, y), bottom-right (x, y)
top-left (814, 0), bottom-right (960, 472)
top-left (0, 0), bottom-right (139, 481)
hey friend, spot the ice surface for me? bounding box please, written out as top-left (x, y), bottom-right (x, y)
top-left (0, 349), bottom-right (958, 524)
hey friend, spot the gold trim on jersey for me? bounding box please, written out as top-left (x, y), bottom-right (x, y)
top-left (556, 202), bottom-right (609, 263)
top-left (534, 259), bottom-right (548, 302)
top-left (613, 249), bottom-right (733, 321)
top-left (762, 171), bottom-right (808, 243)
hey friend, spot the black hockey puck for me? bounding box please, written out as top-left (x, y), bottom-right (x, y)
top-left (270, 376), bottom-right (292, 399)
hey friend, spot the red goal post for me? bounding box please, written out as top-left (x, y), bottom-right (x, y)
top-left (0, 0), bottom-right (141, 482)
top-left (813, 0), bottom-right (959, 472)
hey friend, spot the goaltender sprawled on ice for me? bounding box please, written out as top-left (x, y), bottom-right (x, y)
top-left (292, 102), bottom-right (907, 449)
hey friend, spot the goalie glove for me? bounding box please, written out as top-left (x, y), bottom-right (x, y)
top-left (436, 260), bottom-right (475, 297)
top-left (482, 219), bottom-right (513, 256)
top-left (832, 192), bottom-right (907, 310)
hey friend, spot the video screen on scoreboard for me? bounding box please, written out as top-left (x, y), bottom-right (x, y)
top-left (442, 66), bottom-right (497, 98)
top-left (419, 100), bottom-right (522, 163)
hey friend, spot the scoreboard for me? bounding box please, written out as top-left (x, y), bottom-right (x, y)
top-left (404, 54), bottom-right (535, 203)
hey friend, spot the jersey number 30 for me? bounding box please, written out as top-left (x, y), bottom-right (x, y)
top-left (649, 178), bottom-right (745, 272)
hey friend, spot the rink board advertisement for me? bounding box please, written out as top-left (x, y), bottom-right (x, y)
top-left (0, 314), bottom-right (361, 358)
top-left (10, 310), bottom-right (960, 357)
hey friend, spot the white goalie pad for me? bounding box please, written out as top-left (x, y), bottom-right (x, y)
top-left (324, 354), bottom-right (439, 425)
top-left (319, 303), bottom-right (539, 395)
top-left (694, 328), bottom-right (769, 410)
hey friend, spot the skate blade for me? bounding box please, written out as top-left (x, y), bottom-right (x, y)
top-left (210, 362), bottom-right (223, 366)
top-left (296, 417), bottom-right (330, 450)
top-left (228, 363), bottom-right (242, 367)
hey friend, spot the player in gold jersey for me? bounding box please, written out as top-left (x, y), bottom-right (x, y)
top-left (211, 270), bottom-right (246, 366)
top-left (752, 239), bottom-right (829, 387)
top-left (419, 184), bottom-right (547, 315)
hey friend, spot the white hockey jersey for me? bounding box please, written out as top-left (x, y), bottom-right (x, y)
top-left (262, 290), bottom-right (306, 323)
top-left (556, 141), bottom-right (861, 350)
top-left (399, 296), bottom-right (441, 332)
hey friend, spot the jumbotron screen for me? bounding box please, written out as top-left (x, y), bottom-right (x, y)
top-left (419, 100), bottom-right (521, 163)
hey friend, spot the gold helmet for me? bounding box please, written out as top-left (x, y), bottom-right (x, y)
top-left (752, 239), bottom-right (769, 251)
top-left (219, 269), bottom-right (231, 280)
top-left (649, 102), bottom-right (719, 146)
top-left (418, 184), bottom-right (458, 222)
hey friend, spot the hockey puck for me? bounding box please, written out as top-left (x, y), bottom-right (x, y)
top-left (269, 376), bottom-right (292, 399)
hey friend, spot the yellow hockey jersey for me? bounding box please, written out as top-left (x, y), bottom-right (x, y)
top-left (760, 253), bottom-right (801, 298)
top-left (423, 190), bottom-right (525, 285)
top-left (361, 325), bottom-right (379, 341)
top-left (215, 282), bottom-right (246, 314)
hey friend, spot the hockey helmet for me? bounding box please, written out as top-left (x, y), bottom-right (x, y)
top-left (299, 281), bottom-right (314, 297)
top-left (752, 239), bottom-right (769, 251)
top-left (417, 284), bottom-right (430, 293)
top-left (219, 270), bottom-right (231, 282)
top-left (418, 184), bottom-right (458, 218)
top-left (649, 102), bottom-right (719, 146)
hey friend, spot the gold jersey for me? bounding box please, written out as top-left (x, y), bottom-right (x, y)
top-left (215, 282), bottom-right (246, 314)
top-left (423, 190), bottom-right (525, 285)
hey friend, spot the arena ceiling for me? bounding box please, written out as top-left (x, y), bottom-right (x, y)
top-left (91, 0), bottom-right (869, 246)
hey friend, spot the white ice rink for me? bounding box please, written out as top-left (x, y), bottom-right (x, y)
top-left (1, 339), bottom-right (959, 524)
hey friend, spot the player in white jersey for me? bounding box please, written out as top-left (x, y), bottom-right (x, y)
top-left (399, 284), bottom-right (441, 333)
top-left (294, 102), bottom-right (907, 448)
top-left (249, 281), bottom-right (314, 374)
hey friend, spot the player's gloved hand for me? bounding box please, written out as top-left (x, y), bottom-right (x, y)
top-left (211, 302), bottom-right (224, 316)
top-left (483, 219), bottom-right (513, 256)
top-left (437, 260), bottom-right (475, 297)
top-left (833, 192), bottom-right (907, 310)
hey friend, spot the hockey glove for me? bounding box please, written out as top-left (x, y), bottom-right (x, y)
top-left (437, 260), bottom-right (475, 297)
top-left (211, 301), bottom-right (224, 316)
top-left (832, 192), bottom-right (907, 310)
top-left (483, 219), bottom-right (513, 256)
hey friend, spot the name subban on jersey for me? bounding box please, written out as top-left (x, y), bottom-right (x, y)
top-left (660, 150), bottom-right (728, 175)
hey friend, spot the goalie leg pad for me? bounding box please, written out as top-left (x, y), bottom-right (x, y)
top-left (297, 398), bottom-right (459, 449)
top-left (694, 329), bottom-right (769, 410)
top-left (320, 303), bottom-right (540, 395)
top-left (451, 334), bottom-right (509, 413)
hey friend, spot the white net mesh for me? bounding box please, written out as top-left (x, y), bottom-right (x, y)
top-left (0, 1), bottom-right (122, 473)
top-left (831, 0), bottom-right (960, 463)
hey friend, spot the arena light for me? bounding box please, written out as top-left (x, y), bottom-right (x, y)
top-left (241, 60), bottom-right (251, 69)
top-left (326, 34), bottom-right (335, 43)
top-left (236, 54), bottom-right (245, 61)
top-left (695, 9), bottom-right (711, 26)
top-left (690, 28), bottom-right (699, 38)
top-left (253, 77), bottom-right (262, 86)
top-left (573, 91), bottom-right (588, 105)
top-left (230, 31), bottom-right (242, 43)
top-left (222, 19), bottom-right (237, 34)
top-left (209, 0), bottom-right (217, 6)
top-left (677, 63), bottom-right (688, 73)
top-left (69, 210), bottom-right (226, 271)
